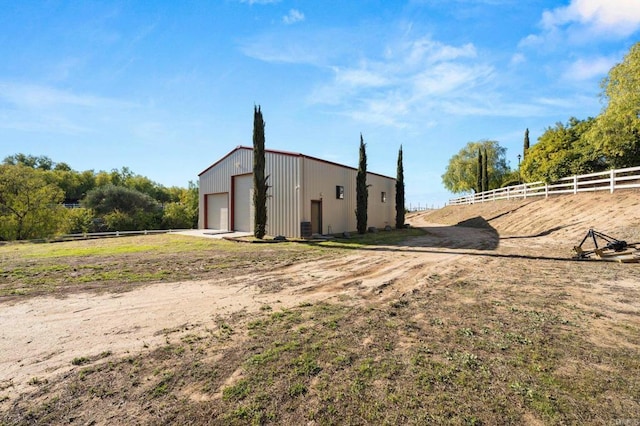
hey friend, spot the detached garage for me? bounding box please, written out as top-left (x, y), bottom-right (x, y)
top-left (198, 146), bottom-right (396, 238)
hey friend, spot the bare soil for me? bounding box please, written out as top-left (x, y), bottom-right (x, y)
top-left (1, 191), bottom-right (639, 424)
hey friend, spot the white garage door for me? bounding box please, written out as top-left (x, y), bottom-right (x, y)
top-left (206, 193), bottom-right (228, 230)
top-left (233, 174), bottom-right (254, 232)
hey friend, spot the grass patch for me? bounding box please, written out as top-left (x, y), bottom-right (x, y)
top-left (4, 290), bottom-right (640, 425)
top-left (317, 227), bottom-right (427, 248)
top-left (0, 234), bottom-right (334, 298)
top-left (71, 357), bottom-right (91, 366)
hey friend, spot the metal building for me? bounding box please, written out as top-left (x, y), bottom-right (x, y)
top-left (198, 146), bottom-right (397, 238)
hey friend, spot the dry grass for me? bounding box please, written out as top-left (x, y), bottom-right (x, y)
top-left (2, 194), bottom-right (640, 424)
top-left (2, 248), bottom-right (639, 424)
top-left (0, 234), bottom-right (330, 299)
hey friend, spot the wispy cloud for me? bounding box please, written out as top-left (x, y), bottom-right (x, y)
top-left (521, 0), bottom-right (640, 48)
top-left (510, 53), bottom-right (526, 66)
top-left (0, 113), bottom-right (91, 134)
top-left (238, 0), bottom-right (280, 4)
top-left (562, 56), bottom-right (618, 82)
top-left (242, 20), bottom-right (598, 129)
top-left (283, 9), bottom-right (304, 25)
top-left (239, 30), bottom-right (342, 65)
top-left (0, 81), bottom-right (136, 134)
top-left (306, 35), bottom-right (496, 127)
top-left (542, 0), bottom-right (640, 37)
top-left (410, 0), bottom-right (516, 5)
top-left (0, 82), bottom-right (135, 109)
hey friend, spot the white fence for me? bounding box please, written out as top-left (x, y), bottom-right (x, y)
top-left (52, 229), bottom-right (190, 242)
top-left (449, 166), bottom-right (640, 205)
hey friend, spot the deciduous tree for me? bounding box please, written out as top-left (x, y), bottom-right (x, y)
top-left (442, 140), bottom-right (508, 193)
top-left (82, 185), bottom-right (160, 216)
top-left (587, 42), bottom-right (640, 168)
top-left (520, 117), bottom-right (601, 183)
top-left (0, 165), bottom-right (66, 240)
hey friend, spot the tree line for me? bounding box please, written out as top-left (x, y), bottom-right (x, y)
top-left (0, 154), bottom-right (198, 241)
top-left (443, 41), bottom-right (640, 193)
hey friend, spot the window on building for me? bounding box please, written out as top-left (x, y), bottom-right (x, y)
top-left (381, 192), bottom-right (387, 203)
top-left (336, 186), bottom-right (344, 199)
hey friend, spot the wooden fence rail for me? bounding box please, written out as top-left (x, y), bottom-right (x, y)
top-left (52, 229), bottom-right (190, 242)
top-left (448, 166), bottom-right (640, 205)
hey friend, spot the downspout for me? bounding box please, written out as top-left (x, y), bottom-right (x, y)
top-left (298, 155), bottom-right (305, 238)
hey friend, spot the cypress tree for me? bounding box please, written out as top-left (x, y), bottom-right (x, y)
top-left (482, 147), bottom-right (489, 193)
top-left (524, 128), bottom-right (530, 158)
top-left (356, 134), bottom-right (368, 234)
top-left (253, 105), bottom-right (268, 239)
top-left (477, 148), bottom-right (483, 193)
top-left (395, 145), bottom-right (405, 229)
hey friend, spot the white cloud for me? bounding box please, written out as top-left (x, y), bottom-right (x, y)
top-left (412, 63), bottom-right (492, 96)
top-left (239, 0), bottom-right (280, 4)
top-left (0, 113), bottom-right (91, 134)
top-left (306, 36), bottom-right (497, 127)
top-left (0, 82), bottom-right (134, 109)
top-left (239, 32), bottom-right (328, 65)
top-left (0, 81), bottom-right (137, 134)
top-left (283, 9), bottom-right (304, 25)
top-left (333, 67), bottom-right (390, 88)
top-left (402, 37), bottom-right (477, 66)
top-left (562, 56), bottom-right (617, 81)
top-left (542, 0), bottom-right (640, 36)
top-left (347, 98), bottom-right (411, 128)
top-left (510, 53), bottom-right (526, 66)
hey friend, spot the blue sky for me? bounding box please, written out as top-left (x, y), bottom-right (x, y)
top-left (1, 0), bottom-right (639, 207)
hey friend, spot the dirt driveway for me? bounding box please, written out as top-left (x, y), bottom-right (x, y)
top-left (1, 207), bottom-right (638, 409)
top-left (0, 223), bottom-right (490, 404)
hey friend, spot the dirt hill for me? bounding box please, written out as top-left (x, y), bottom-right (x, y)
top-left (409, 191), bottom-right (640, 246)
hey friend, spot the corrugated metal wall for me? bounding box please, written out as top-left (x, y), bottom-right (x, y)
top-left (199, 148), bottom-right (301, 237)
top-left (200, 147), bottom-right (395, 236)
top-left (265, 151), bottom-right (300, 237)
top-left (302, 158), bottom-right (357, 234)
top-left (301, 158), bottom-right (396, 234)
top-left (198, 149), bottom-right (253, 229)
top-left (366, 174), bottom-right (397, 230)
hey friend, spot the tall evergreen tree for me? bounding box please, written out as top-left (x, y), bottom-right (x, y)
top-left (524, 128), bottom-right (530, 158)
top-left (356, 134), bottom-right (368, 234)
top-left (482, 148), bottom-right (489, 193)
top-left (252, 105), bottom-right (268, 239)
top-left (395, 145), bottom-right (405, 229)
top-left (476, 148), bottom-right (483, 193)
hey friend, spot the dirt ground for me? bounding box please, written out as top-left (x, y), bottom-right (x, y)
top-left (1, 191), bottom-right (639, 416)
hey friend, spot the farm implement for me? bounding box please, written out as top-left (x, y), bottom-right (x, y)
top-left (573, 229), bottom-right (640, 263)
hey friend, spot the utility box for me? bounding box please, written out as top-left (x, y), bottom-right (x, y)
top-left (300, 221), bottom-right (312, 238)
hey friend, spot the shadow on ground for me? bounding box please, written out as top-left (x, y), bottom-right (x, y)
top-left (316, 216), bottom-right (585, 263)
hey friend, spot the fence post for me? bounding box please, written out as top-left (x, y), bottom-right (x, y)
top-left (610, 169), bottom-right (615, 193)
top-left (523, 184), bottom-right (527, 199)
top-left (573, 175), bottom-right (578, 194)
top-left (507, 187), bottom-right (510, 200)
top-left (545, 183), bottom-right (549, 198)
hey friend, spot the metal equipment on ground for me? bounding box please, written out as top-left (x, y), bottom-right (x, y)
top-left (573, 229), bottom-right (640, 262)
